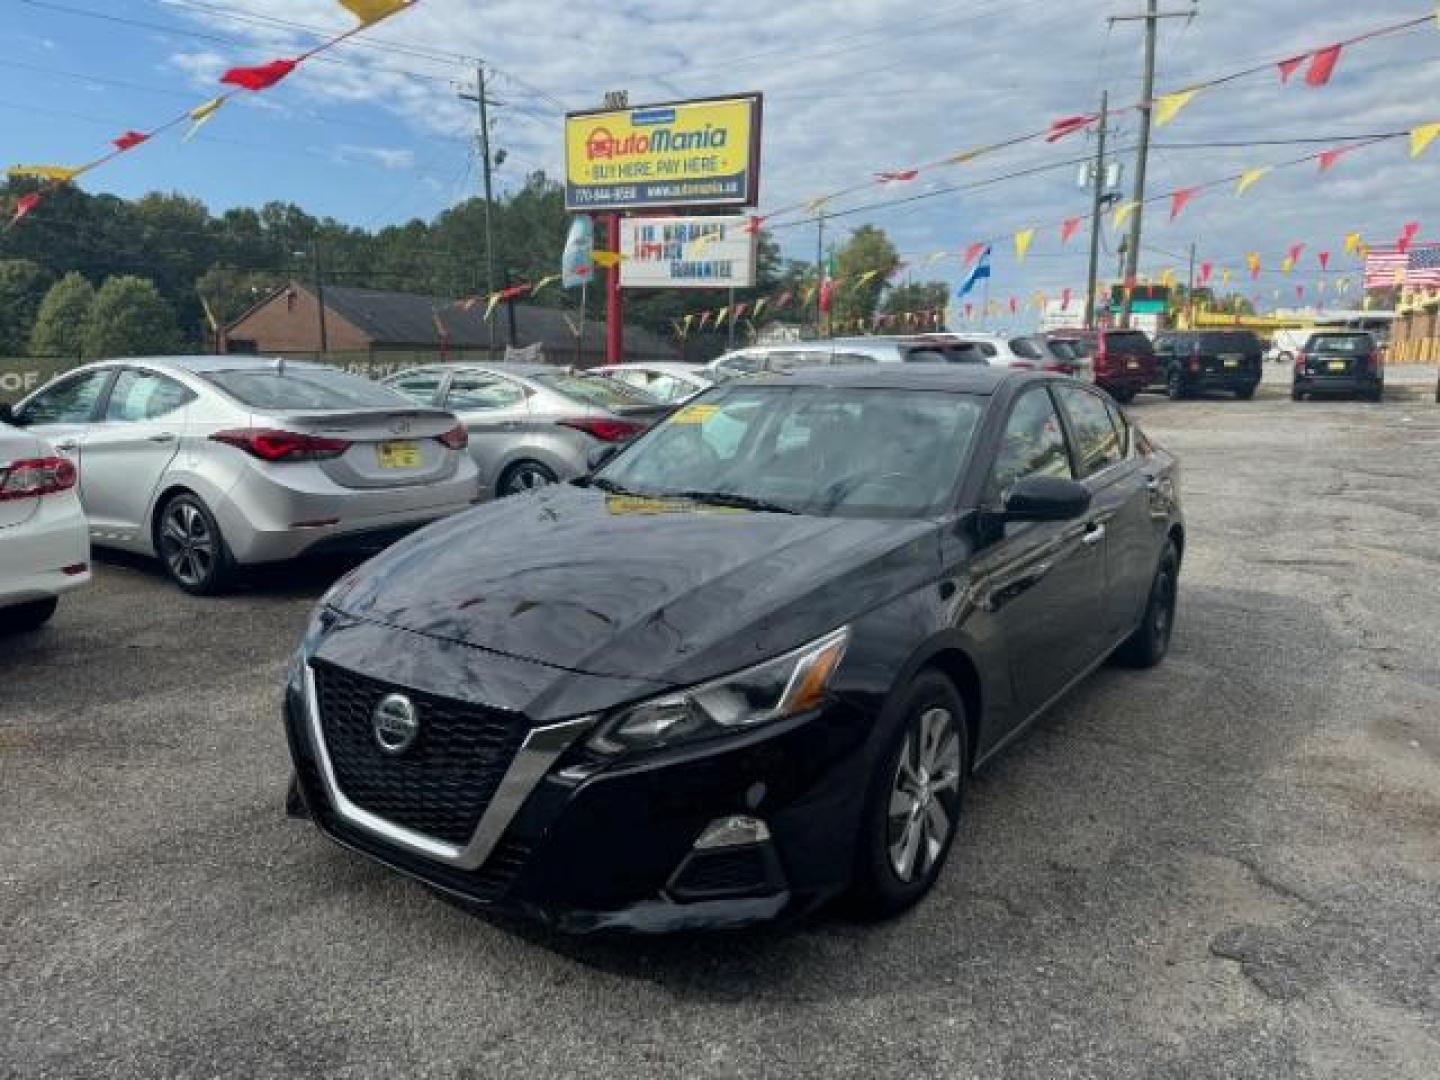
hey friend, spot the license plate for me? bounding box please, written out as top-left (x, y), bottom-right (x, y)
top-left (1327, 360), bottom-right (1346, 372)
top-left (1126, 359), bottom-right (1140, 370)
top-left (1223, 358), bottom-right (1239, 369)
top-left (376, 440), bottom-right (421, 469)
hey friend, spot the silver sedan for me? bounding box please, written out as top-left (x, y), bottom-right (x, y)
top-left (5, 357), bottom-right (479, 594)
top-left (384, 363), bottom-right (669, 498)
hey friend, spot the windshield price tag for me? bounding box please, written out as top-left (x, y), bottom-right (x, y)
top-left (673, 404), bottom-right (719, 425)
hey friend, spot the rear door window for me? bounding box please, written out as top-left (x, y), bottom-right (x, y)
top-left (446, 373), bottom-right (527, 411)
top-left (1054, 385), bottom-right (1124, 477)
top-left (1009, 338), bottom-right (1046, 361)
top-left (389, 371), bottom-right (445, 406)
top-left (104, 370), bottom-right (195, 422)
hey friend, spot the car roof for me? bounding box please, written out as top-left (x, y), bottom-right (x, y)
top-left (76, 355), bottom-right (330, 374)
top-left (598, 362), bottom-right (709, 375)
top-left (747, 363), bottom-right (1033, 395)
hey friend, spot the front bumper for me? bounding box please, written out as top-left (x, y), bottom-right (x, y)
top-left (1294, 373), bottom-right (1382, 396)
top-left (283, 646), bottom-right (876, 932)
top-left (1179, 371), bottom-right (1260, 392)
top-left (0, 491), bottom-right (90, 607)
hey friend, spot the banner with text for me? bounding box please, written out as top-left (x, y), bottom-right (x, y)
top-left (564, 95), bottom-right (762, 212)
top-left (619, 215), bottom-right (758, 289)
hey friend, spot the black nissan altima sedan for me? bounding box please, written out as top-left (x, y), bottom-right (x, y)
top-left (284, 365), bottom-right (1184, 932)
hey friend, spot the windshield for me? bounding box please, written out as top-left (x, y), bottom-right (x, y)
top-left (205, 366), bottom-right (410, 410)
top-left (1307, 333), bottom-right (1374, 354)
top-left (1103, 331), bottom-right (1154, 354)
top-left (1198, 332), bottom-right (1262, 352)
top-left (596, 384), bottom-right (984, 518)
top-left (1051, 336), bottom-right (1095, 358)
top-left (532, 371), bottom-right (658, 408)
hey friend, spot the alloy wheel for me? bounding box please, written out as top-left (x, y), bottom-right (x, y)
top-left (159, 500), bottom-right (216, 588)
top-left (501, 462), bottom-right (557, 496)
top-left (887, 706), bottom-right (962, 883)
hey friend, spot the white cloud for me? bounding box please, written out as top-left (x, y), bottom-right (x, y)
top-left (336, 144), bottom-right (416, 170)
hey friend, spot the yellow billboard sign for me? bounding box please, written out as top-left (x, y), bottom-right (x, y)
top-left (564, 95), bottom-right (762, 212)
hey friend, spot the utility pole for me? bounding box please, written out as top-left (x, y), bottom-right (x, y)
top-left (1185, 241), bottom-right (1197, 328)
top-left (1084, 91), bottom-right (1109, 330)
top-left (1113, 1), bottom-right (1197, 328)
top-left (298, 240), bottom-right (329, 356)
top-left (459, 65), bottom-right (501, 359)
top-left (814, 212), bottom-right (826, 337)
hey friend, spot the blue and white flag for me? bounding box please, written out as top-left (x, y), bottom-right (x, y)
top-left (956, 247), bottom-right (992, 298)
top-left (561, 215), bottom-right (595, 288)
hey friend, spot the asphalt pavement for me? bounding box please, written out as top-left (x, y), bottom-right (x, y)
top-left (3, 377), bottom-right (1438, 1079)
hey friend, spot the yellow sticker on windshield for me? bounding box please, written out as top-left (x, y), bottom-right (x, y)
top-left (672, 404), bottom-right (718, 425)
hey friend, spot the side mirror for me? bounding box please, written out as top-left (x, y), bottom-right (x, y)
top-left (586, 444), bottom-right (621, 473)
top-left (998, 475), bottom-right (1091, 523)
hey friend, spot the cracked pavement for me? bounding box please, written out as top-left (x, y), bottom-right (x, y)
top-left (2, 379), bottom-right (1438, 1078)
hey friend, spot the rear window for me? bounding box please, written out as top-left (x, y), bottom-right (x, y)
top-left (205, 367), bottom-right (409, 410)
top-left (1306, 333), bottom-right (1374, 354)
top-left (1051, 336), bottom-right (1095, 358)
top-left (901, 345), bottom-right (987, 364)
top-left (1197, 332), bottom-right (1262, 352)
top-left (532, 371), bottom-right (656, 408)
top-left (1101, 331), bottom-right (1154, 355)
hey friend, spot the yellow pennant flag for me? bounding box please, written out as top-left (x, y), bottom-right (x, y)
top-left (185, 97), bottom-right (225, 142)
top-left (1410, 122), bottom-right (1440, 158)
top-left (1246, 252), bottom-right (1262, 275)
top-left (1221, 268), bottom-right (1232, 286)
top-left (338, 0), bottom-right (412, 26)
top-left (1281, 256), bottom-right (1296, 275)
top-left (852, 269), bottom-right (881, 290)
top-left (531, 274), bottom-right (561, 294)
top-left (1014, 228), bottom-right (1035, 262)
top-left (1112, 201), bottom-right (1138, 231)
top-left (714, 306), bottom-right (729, 329)
top-left (1154, 88), bottom-right (1199, 127)
top-left (803, 195), bottom-right (832, 214)
top-left (1343, 231), bottom-right (1362, 254)
top-left (948, 146), bottom-right (992, 165)
top-left (1235, 167), bottom-right (1271, 196)
top-left (483, 292), bottom-right (502, 321)
top-left (590, 250), bottom-right (624, 268)
top-left (1159, 268), bottom-right (1177, 288)
top-left (926, 251), bottom-right (948, 265)
top-left (7, 164), bottom-right (83, 182)
top-left (752, 297), bottom-right (768, 320)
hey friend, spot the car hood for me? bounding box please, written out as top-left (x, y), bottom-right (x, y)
top-left (329, 483), bottom-right (940, 687)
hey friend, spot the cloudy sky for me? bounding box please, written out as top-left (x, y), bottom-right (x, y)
top-left (7, 0), bottom-right (1440, 313)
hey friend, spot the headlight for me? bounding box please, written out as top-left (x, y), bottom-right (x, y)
top-left (587, 626), bottom-right (850, 755)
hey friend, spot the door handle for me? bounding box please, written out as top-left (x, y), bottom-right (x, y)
top-left (148, 433), bottom-right (177, 444)
top-left (1082, 522), bottom-right (1106, 546)
top-left (53, 440), bottom-right (79, 452)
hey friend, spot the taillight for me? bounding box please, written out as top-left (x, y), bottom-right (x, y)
top-left (210, 429), bottom-right (352, 462)
top-left (1010, 360), bottom-right (1036, 370)
top-left (556, 417), bottom-right (645, 443)
top-left (437, 424), bottom-right (468, 450)
top-left (1294, 353), bottom-right (1307, 374)
top-left (0, 456), bottom-right (78, 501)
top-left (1188, 358), bottom-right (1201, 373)
top-left (1042, 362), bottom-right (1066, 373)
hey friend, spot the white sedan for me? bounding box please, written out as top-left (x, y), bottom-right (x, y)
top-left (591, 362), bottom-right (714, 404)
top-left (0, 420), bottom-right (90, 631)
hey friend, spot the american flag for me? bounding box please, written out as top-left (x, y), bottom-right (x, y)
top-left (1364, 243), bottom-right (1440, 288)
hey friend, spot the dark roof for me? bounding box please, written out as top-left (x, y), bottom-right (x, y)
top-left (290, 283), bottom-right (678, 360)
top-left (748, 363), bottom-right (1030, 395)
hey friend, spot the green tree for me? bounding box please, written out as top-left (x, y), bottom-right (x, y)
top-left (830, 224), bottom-right (899, 331)
top-left (0, 259), bottom-right (52, 355)
top-left (83, 276), bottom-right (181, 358)
top-left (29, 272), bottom-right (95, 358)
top-left (883, 281), bottom-right (951, 329)
top-left (195, 263), bottom-right (283, 328)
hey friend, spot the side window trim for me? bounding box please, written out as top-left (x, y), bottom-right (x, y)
top-left (1054, 383), bottom-right (1128, 483)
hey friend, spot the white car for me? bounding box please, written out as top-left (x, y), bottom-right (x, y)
top-left (0, 420), bottom-right (90, 631)
top-left (591, 362), bottom-right (714, 403)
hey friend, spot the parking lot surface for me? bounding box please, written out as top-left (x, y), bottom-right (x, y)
top-left (4, 383), bottom-right (1439, 1079)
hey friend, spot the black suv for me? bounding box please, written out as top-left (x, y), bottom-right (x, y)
top-left (1153, 330), bottom-right (1263, 400)
top-left (1292, 331), bottom-right (1384, 401)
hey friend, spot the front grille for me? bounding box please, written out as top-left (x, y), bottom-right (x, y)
top-left (312, 661), bottom-right (526, 846)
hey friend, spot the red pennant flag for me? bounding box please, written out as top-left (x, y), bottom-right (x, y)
top-left (743, 214), bottom-right (767, 234)
top-left (733, 302), bottom-right (749, 320)
top-left (1123, 274), bottom-right (1137, 290)
top-left (963, 242), bottom-right (986, 267)
top-left (1008, 296), bottom-right (1018, 314)
top-left (698, 311), bottom-right (713, 330)
top-left (1402, 221), bottom-right (1421, 240)
top-left (1306, 44), bottom-right (1343, 87)
top-left (1318, 251), bottom-right (1330, 271)
top-left (1318, 144), bottom-right (1362, 172)
top-left (1169, 187), bottom-right (1198, 220)
top-left (1397, 235), bottom-right (1412, 254)
top-left (1061, 287), bottom-right (1073, 309)
top-left (1296, 284), bottom-right (1306, 300)
top-left (964, 302), bottom-right (974, 319)
top-left (221, 58), bottom-right (298, 91)
top-left (774, 290), bottom-right (792, 310)
top-left (1287, 243), bottom-right (1306, 265)
top-left (497, 284), bottom-right (530, 302)
top-left (876, 169), bottom-right (919, 183)
top-left (113, 130), bottom-right (149, 152)
top-left (1060, 217), bottom-right (1082, 244)
top-left (1046, 114), bottom-right (1096, 142)
top-left (8, 191), bottom-right (42, 228)
top-left (1199, 262), bottom-right (1213, 285)
top-left (1278, 54), bottom-right (1309, 83)
top-left (819, 278), bottom-right (835, 313)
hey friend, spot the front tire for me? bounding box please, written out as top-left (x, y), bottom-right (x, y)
top-left (155, 492), bottom-right (234, 595)
top-left (1166, 369), bottom-right (1188, 401)
top-left (851, 671), bottom-right (969, 919)
top-left (1114, 540), bottom-right (1179, 669)
top-left (497, 459), bottom-right (559, 497)
top-left (1235, 384), bottom-right (1257, 401)
top-left (1110, 386), bottom-right (1138, 405)
top-left (1, 597), bottom-right (58, 633)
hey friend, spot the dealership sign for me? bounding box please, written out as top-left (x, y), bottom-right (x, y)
top-left (564, 95), bottom-right (762, 212)
top-left (619, 215), bottom-right (757, 289)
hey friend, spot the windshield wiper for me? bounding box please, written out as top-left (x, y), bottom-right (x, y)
top-left (590, 477), bottom-right (646, 496)
top-left (670, 490), bottom-right (801, 515)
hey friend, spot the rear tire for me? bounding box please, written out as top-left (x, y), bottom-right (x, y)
top-left (1110, 386), bottom-right (1137, 405)
top-left (155, 492), bottom-right (234, 596)
top-left (497, 460), bottom-right (559, 497)
top-left (851, 671), bottom-right (969, 920)
top-left (1235, 385), bottom-right (1257, 401)
top-left (1, 597), bottom-right (58, 633)
top-left (1291, 387), bottom-right (1305, 402)
top-left (1165, 370), bottom-right (1188, 401)
top-left (1364, 386), bottom-right (1383, 403)
top-left (1114, 541), bottom-right (1179, 669)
